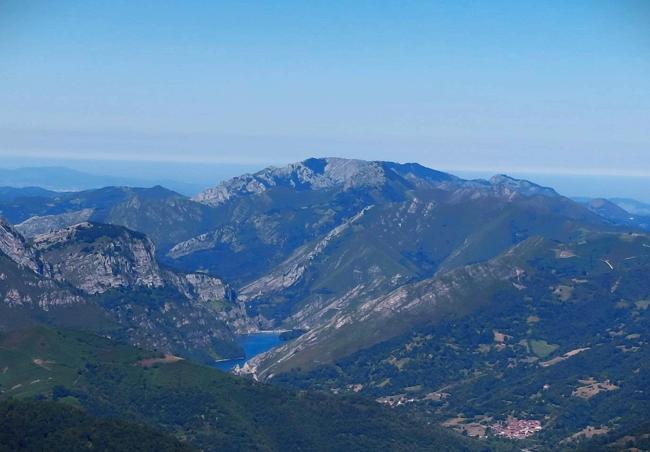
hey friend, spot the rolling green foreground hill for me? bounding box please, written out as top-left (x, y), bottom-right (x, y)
top-left (0, 399), bottom-right (189, 452)
top-left (0, 327), bottom-right (477, 451)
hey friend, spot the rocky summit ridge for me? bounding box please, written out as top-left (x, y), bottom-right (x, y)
top-left (193, 157), bottom-right (559, 207)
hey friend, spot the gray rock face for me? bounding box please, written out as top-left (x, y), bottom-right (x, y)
top-left (238, 206), bottom-right (375, 301)
top-left (32, 222), bottom-right (165, 294)
top-left (0, 217), bottom-right (42, 273)
top-left (193, 158), bottom-right (388, 207)
top-left (488, 175), bottom-right (558, 199)
top-left (0, 258), bottom-right (84, 310)
top-left (194, 158), bottom-right (560, 208)
top-left (169, 272), bottom-right (234, 304)
top-left (16, 209), bottom-right (95, 238)
top-left (0, 218), bottom-right (84, 311)
top-left (2, 281), bottom-right (83, 309)
top-left (167, 226), bottom-right (243, 259)
top-left (1, 219), bottom-right (249, 360)
top-left (30, 222), bottom-right (238, 308)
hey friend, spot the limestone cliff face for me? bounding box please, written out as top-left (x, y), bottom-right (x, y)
top-left (31, 222), bottom-right (238, 309)
top-left (238, 206), bottom-right (374, 302)
top-left (168, 272), bottom-right (234, 303)
top-left (0, 218), bottom-right (83, 310)
top-left (0, 255), bottom-right (84, 310)
top-left (16, 209), bottom-right (95, 238)
top-left (32, 222), bottom-right (165, 294)
top-left (193, 158), bottom-right (560, 208)
top-left (0, 217), bottom-right (42, 274)
top-left (167, 226), bottom-right (243, 259)
top-left (193, 158), bottom-right (389, 207)
top-left (1, 219), bottom-right (249, 360)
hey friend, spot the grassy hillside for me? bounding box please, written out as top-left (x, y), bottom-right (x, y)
top-left (273, 232), bottom-right (650, 449)
top-left (0, 327), bottom-right (478, 451)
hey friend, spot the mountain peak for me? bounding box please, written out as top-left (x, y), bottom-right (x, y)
top-left (583, 198), bottom-right (635, 223)
top-left (193, 157), bottom-right (460, 206)
top-left (276, 157), bottom-right (386, 188)
top-left (193, 157), bottom-right (388, 206)
top-left (488, 174), bottom-right (558, 198)
top-left (193, 157), bottom-right (564, 207)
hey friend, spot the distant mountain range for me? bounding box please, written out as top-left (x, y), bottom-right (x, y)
top-left (0, 166), bottom-right (205, 195)
top-left (0, 157), bottom-right (648, 450)
top-left (573, 197), bottom-right (650, 231)
top-left (609, 198), bottom-right (650, 216)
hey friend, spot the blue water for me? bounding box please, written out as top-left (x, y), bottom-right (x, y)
top-left (214, 332), bottom-right (282, 371)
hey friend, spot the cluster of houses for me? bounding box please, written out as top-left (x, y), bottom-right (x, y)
top-left (491, 418), bottom-right (542, 439)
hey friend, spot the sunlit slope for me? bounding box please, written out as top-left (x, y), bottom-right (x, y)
top-left (253, 231), bottom-right (650, 377)
top-left (270, 233), bottom-right (650, 447)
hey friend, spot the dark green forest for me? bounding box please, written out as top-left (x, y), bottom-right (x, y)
top-left (0, 327), bottom-right (477, 452)
top-left (0, 398), bottom-right (189, 452)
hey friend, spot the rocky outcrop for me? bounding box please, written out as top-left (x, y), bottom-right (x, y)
top-left (168, 271), bottom-right (235, 304)
top-left (238, 206), bottom-right (374, 301)
top-left (16, 209), bottom-right (95, 238)
top-left (0, 254), bottom-right (84, 310)
top-left (31, 222), bottom-right (239, 308)
top-left (488, 174), bottom-right (558, 199)
top-left (32, 222), bottom-right (165, 294)
top-left (193, 158), bottom-right (389, 207)
top-left (167, 226), bottom-right (243, 259)
top-left (1, 219), bottom-right (250, 360)
top-left (194, 158), bottom-right (562, 208)
top-left (0, 217), bottom-right (42, 273)
top-left (0, 218), bottom-right (83, 311)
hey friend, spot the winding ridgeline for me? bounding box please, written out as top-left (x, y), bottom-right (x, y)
top-left (1, 157), bottom-right (648, 450)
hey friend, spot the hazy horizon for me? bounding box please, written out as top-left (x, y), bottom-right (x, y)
top-left (2, 1), bottom-right (649, 180)
top-left (1, 155), bottom-right (648, 203)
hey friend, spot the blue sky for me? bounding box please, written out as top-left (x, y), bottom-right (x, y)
top-left (1, 1), bottom-right (649, 180)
